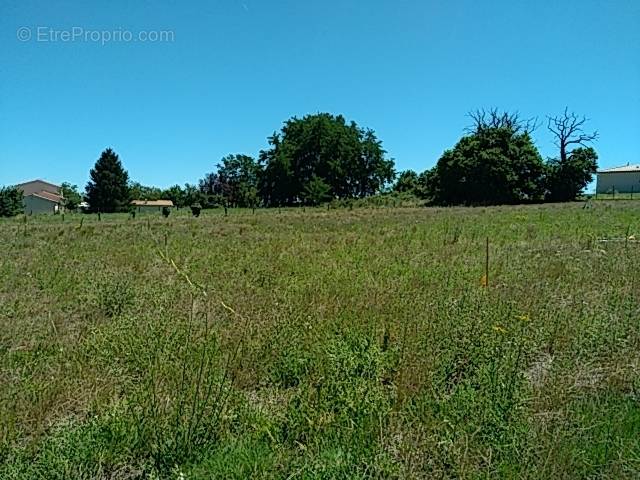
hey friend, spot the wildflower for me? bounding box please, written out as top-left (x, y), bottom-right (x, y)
top-left (493, 325), bottom-right (507, 334)
top-left (516, 314), bottom-right (530, 322)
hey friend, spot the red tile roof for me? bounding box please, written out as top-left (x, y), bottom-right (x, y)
top-left (30, 190), bottom-right (63, 203)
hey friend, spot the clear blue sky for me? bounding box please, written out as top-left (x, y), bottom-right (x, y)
top-left (2, 0), bottom-right (639, 191)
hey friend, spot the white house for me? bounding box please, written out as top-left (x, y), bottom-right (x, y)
top-left (16, 179), bottom-right (64, 214)
top-left (596, 164), bottom-right (640, 194)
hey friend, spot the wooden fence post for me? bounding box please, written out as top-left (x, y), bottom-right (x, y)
top-left (485, 237), bottom-right (490, 288)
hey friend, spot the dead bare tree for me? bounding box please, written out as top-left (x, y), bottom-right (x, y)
top-left (466, 108), bottom-right (538, 135)
top-left (547, 108), bottom-right (598, 162)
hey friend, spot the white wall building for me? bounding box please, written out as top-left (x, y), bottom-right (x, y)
top-left (596, 164), bottom-right (640, 194)
top-left (16, 179), bottom-right (64, 214)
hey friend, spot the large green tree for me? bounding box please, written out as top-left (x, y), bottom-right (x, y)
top-left (546, 109), bottom-right (599, 201)
top-left (198, 172), bottom-right (224, 208)
top-left (545, 147), bottom-right (598, 202)
top-left (0, 186), bottom-right (23, 217)
top-left (85, 148), bottom-right (131, 213)
top-left (415, 170), bottom-right (432, 199)
top-left (163, 185), bottom-right (188, 208)
top-left (129, 182), bottom-right (164, 201)
top-left (393, 170), bottom-right (420, 194)
top-left (302, 175), bottom-right (331, 205)
top-left (60, 182), bottom-right (82, 210)
top-left (184, 183), bottom-right (206, 208)
top-left (259, 114), bottom-right (395, 206)
top-left (426, 114), bottom-right (546, 205)
top-left (203, 154), bottom-right (262, 208)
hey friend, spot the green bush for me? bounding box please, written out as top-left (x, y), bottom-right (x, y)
top-left (190, 203), bottom-right (202, 217)
top-left (0, 186), bottom-right (23, 217)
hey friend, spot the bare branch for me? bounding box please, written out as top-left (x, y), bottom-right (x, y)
top-left (466, 108), bottom-right (538, 135)
top-left (547, 108), bottom-right (598, 161)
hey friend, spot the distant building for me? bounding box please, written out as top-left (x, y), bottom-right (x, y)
top-left (596, 164), bottom-right (640, 194)
top-left (131, 199), bottom-right (175, 213)
top-left (16, 179), bottom-right (64, 214)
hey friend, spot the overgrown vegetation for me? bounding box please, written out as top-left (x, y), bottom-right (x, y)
top-left (61, 183), bottom-right (83, 211)
top-left (1, 109), bottom-right (600, 218)
top-left (410, 109), bottom-right (599, 205)
top-left (258, 113), bottom-right (395, 206)
top-left (0, 186), bottom-right (23, 217)
top-left (117, 109), bottom-right (599, 211)
top-left (1, 202), bottom-right (638, 478)
top-left (425, 123), bottom-right (546, 205)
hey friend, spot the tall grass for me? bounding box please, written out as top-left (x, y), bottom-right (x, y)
top-left (0, 202), bottom-right (639, 478)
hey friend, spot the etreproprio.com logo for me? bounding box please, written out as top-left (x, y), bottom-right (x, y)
top-left (17, 26), bottom-right (175, 45)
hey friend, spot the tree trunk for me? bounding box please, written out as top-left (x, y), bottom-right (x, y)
top-left (560, 141), bottom-right (567, 163)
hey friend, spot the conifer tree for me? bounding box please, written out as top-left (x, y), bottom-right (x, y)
top-left (85, 148), bottom-right (130, 213)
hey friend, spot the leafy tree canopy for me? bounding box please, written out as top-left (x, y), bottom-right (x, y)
top-left (130, 182), bottom-right (164, 201)
top-left (393, 170), bottom-right (420, 194)
top-left (85, 148), bottom-right (130, 213)
top-left (0, 186), bottom-right (23, 217)
top-left (545, 147), bottom-right (598, 202)
top-left (61, 183), bottom-right (82, 210)
top-left (544, 110), bottom-right (599, 202)
top-left (427, 120), bottom-right (546, 205)
top-left (163, 185), bottom-right (189, 208)
top-left (184, 183), bottom-right (207, 208)
top-left (302, 175), bottom-right (331, 205)
top-left (259, 113), bottom-right (395, 206)
top-left (200, 154), bottom-right (261, 208)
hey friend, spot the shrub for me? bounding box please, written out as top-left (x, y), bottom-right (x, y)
top-left (428, 127), bottom-right (546, 205)
top-left (0, 186), bottom-right (23, 217)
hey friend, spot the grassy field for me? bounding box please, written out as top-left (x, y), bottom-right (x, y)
top-left (1, 203), bottom-right (639, 479)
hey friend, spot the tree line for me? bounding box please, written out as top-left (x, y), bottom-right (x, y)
top-left (394, 108), bottom-right (598, 204)
top-left (0, 109), bottom-right (598, 217)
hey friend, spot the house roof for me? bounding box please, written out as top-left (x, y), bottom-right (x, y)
top-left (597, 164), bottom-right (640, 174)
top-left (29, 191), bottom-right (63, 203)
top-left (16, 179), bottom-right (61, 189)
top-left (131, 199), bottom-right (174, 207)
